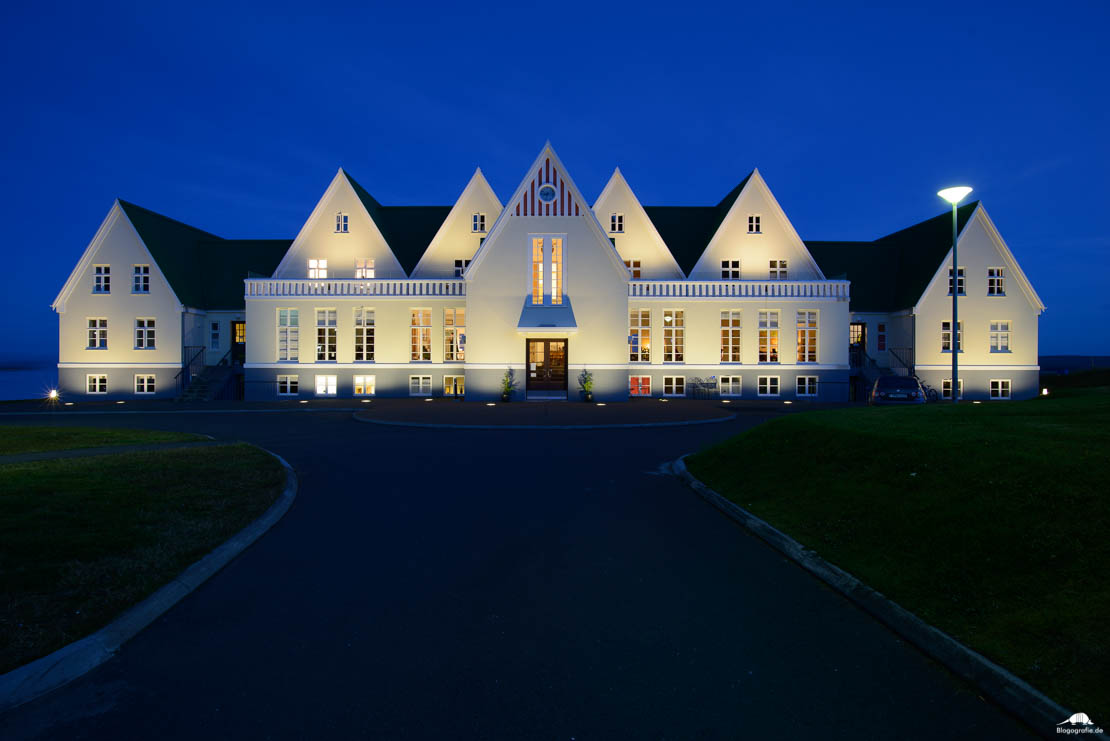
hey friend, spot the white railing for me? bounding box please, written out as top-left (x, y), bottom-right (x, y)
top-left (245, 279), bottom-right (466, 298)
top-left (628, 280), bottom-right (850, 299)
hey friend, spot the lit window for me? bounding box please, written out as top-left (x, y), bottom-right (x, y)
top-left (277, 375), bottom-right (299, 396)
top-left (610, 213), bottom-right (624, 233)
top-left (629, 309), bottom-right (651, 362)
top-left (758, 310), bottom-right (780, 362)
top-left (719, 376), bottom-right (742, 396)
top-left (210, 321), bottom-right (220, 350)
top-left (942, 379), bottom-right (963, 400)
top-left (410, 309), bottom-right (432, 361)
top-left (550, 238), bottom-right (563, 305)
top-left (356, 258), bottom-right (375, 279)
top-left (86, 374), bottom-right (108, 394)
top-left (941, 321), bottom-right (963, 352)
top-left (624, 259), bottom-right (641, 279)
top-left (531, 238), bottom-right (544, 304)
top-left (769, 260), bottom-right (787, 280)
top-left (720, 310), bottom-right (742, 362)
top-left (757, 376), bottom-right (780, 397)
top-left (849, 323), bottom-right (864, 346)
top-left (308, 259), bottom-right (328, 279)
top-left (132, 265), bottom-right (150, 293)
top-left (721, 260), bottom-right (741, 280)
top-left (796, 376), bottom-right (818, 397)
top-left (990, 379), bottom-right (1011, 400)
top-left (87, 318), bottom-right (108, 349)
top-left (135, 318), bottom-right (156, 350)
top-left (454, 259), bottom-right (471, 277)
top-left (316, 309), bottom-right (337, 361)
top-left (948, 266), bottom-right (965, 295)
top-left (354, 375), bottom-right (376, 396)
top-left (629, 376), bottom-right (651, 397)
top-left (663, 376), bottom-right (685, 397)
top-left (315, 375), bottom-right (337, 396)
top-left (748, 215), bottom-right (761, 233)
top-left (277, 309), bottom-right (299, 361)
top-left (472, 213), bottom-right (486, 232)
top-left (444, 375), bottom-right (465, 396)
top-left (989, 320), bottom-right (1011, 353)
top-left (93, 265), bottom-right (110, 293)
top-left (988, 267), bottom-right (1005, 296)
top-left (409, 375), bottom-right (432, 396)
top-left (444, 308), bottom-right (465, 361)
top-left (135, 375), bottom-right (156, 394)
top-left (354, 308), bottom-right (375, 362)
top-left (796, 311), bottom-right (817, 363)
top-left (234, 321), bottom-right (246, 344)
top-left (336, 213), bottom-right (349, 233)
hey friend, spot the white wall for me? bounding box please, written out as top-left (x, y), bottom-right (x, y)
top-left (411, 170), bottom-right (501, 278)
top-left (592, 170), bottom-right (684, 280)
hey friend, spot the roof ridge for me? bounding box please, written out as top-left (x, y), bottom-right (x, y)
top-left (874, 201), bottom-right (979, 243)
top-left (118, 199), bottom-right (223, 240)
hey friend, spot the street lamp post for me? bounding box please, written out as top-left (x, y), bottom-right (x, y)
top-left (937, 186), bottom-right (973, 404)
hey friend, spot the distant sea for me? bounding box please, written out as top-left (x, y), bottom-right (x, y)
top-left (0, 363), bottom-right (57, 401)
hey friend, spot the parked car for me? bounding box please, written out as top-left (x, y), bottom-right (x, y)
top-left (869, 375), bottom-right (927, 405)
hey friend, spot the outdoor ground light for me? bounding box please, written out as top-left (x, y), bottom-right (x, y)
top-left (299, 400), bottom-right (308, 404)
top-left (47, 389), bottom-right (58, 400)
top-left (783, 400), bottom-right (792, 405)
top-left (659, 398), bottom-right (669, 402)
top-left (64, 402), bottom-right (74, 406)
top-left (596, 402), bottom-right (606, 406)
top-left (116, 400), bottom-right (125, 404)
top-left (937, 185), bottom-right (973, 404)
top-left (485, 402), bottom-right (496, 407)
top-left (1042, 388), bottom-right (1049, 396)
top-left (721, 399), bottom-right (731, 403)
top-left (424, 398), bottom-right (433, 402)
top-left (361, 399), bottom-right (370, 403)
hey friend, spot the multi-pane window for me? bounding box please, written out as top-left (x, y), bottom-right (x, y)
top-left (941, 321), bottom-right (963, 352)
top-left (86, 374), bottom-right (108, 394)
top-left (942, 378), bottom-right (964, 400)
top-left (877, 323), bottom-right (887, 351)
top-left (948, 266), bottom-right (965, 295)
top-left (454, 259), bottom-right (471, 277)
top-left (135, 375), bottom-right (156, 394)
top-left (87, 318), bottom-right (108, 349)
top-left (663, 376), bottom-right (685, 397)
top-left (629, 376), bottom-right (651, 396)
top-left (315, 375), bottom-right (337, 396)
top-left (796, 376), bottom-right (818, 397)
top-left (663, 310), bottom-right (684, 362)
top-left (720, 310), bottom-right (742, 362)
top-left (354, 308), bottom-right (375, 361)
top-left (210, 321), bottom-right (220, 349)
top-left (308, 259), bottom-right (328, 279)
top-left (758, 310), bottom-right (780, 362)
top-left (550, 238), bottom-right (563, 304)
top-left (409, 375), bottom-right (432, 396)
top-left (472, 212), bottom-right (486, 232)
top-left (769, 260), bottom-right (787, 280)
top-left (721, 260), bottom-right (741, 280)
top-left (610, 213), bottom-right (624, 233)
top-left (132, 265), bottom-right (150, 293)
top-left (988, 267), bottom-right (1005, 296)
top-left (989, 320), bottom-right (1011, 352)
top-left (990, 379), bottom-right (1012, 400)
top-left (93, 265), bottom-right (110, 293)
top-left (444, 375), bottom-right (465, 396)
top-left (316, 309), bottom-right (337, 361)
top-left (796, 311), bottom-right (817, 363)
top-left (354, 375), bottom-right (375, 396)
top-left (624, 260), bottom-right (641, 279)
top-left (849, 323), bottom-right (864, 346)
top-left (444, 308), bottom-right (465, 361)
top-left (335, 212), bottom-right (349, 233)
top-left (276, 375), bottom-right (298, 396)
top-left (356, 258), bottom-right (375, 278)
top-left (135, 318), bottom-right (156, 349)
top-left (410, 309), bottom-right (432, 361)
top-left (629, 309), bottom-right (651, 362)
top-left (748, 215), bottom-right (761, 233)
top-left (531, 238), bottom-right (544, 304)
top-left (758, 376), bottom-right (780, 397)
top-left (719, 376), bottom-right (742, 396)
top-left (277, 309), bottom-right (299, 361)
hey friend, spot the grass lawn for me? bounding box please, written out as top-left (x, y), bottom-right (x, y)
top-left (687, 388), bottom-right (1109, 717)
top-left (0, 425), bottom-right (203, 456)
top-left (0, 443), bottom-right (285, 673)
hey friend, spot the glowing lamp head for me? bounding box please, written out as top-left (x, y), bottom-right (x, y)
top-left (47, 389), bottom-right (58, 400)
top-left (937, 186), bottom-right (973, 205)
top-left (1042, 388), bottom-right (1049, 396)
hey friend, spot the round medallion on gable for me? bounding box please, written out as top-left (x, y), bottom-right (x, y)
top-left (538, 184), bottom-right (557, 203)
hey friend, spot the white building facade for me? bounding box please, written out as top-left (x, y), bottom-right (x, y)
top-left (53, 144), bottom-right (1044, 402)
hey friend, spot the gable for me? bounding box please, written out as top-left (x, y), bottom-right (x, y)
top-left (592, 169), bottom-right (684, 279)
top-left (410, 169), bottom-right (502, 278)
top-left (119, 200), bottom-right (222, 308)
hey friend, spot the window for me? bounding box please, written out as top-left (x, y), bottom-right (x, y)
top-left (234, 321), bottom-right (246, 344)
top-left (277, 375), bottom-right (299, 396)
top-left (942, 378), bottom-right (964, 400)
top-left (316, 309), bottom-right (337, 361)
top-left (663, 376), bottom-right (685, 397)
top-left (849, 323), bottom-right (864, 346)
top-left (454, 259), bottom-right (471, 277)
top-left (990, 320), bottom-right (1011, 353)
top-left (410, 308), bottom-right (432, 361)
top-left (624, 259), bottom-right (641, 279)
top-left (990, 379), bottom-right (1012, 400)
top-left (663, 310), bottom-right (684, 362)
top-left (86, 374), bottom-right (107, 394)
top-left (354, 308), bottom-right (375, 361)
top-left (336, 212), bottom-right (349, 233)
top-left (550, 238), bottom-right (563, 305)
top-left (769, 260), bottom-right (787, 280)
top-left (354, 375), bottom-right (375, 396)
top-left (748, 215), bottom-right (761, 233)
top-left (610, 213), bottom-right (624, 233)
top-left (941, 321), bottom-right (963, 352)
top-left (472, 212), bottom-right (486, 232)
top-left (796, 311), bottom-right (817, 363)
top-left (132, 265), bottom-right (150, 293)
top-left (758, 310), bottom-right (780, 362)
top-left (758, 376), bottom-right (780, 397)
top-left (444, 375), bottom-right (465, 396)
top-left (444, 308), bottom-right (465, 361)
top-left (356, 258), bottom-right (375, 279)
top-left (721, 260), bottom-right (741, 280)
top-left (87, 318), bottom-right (108, 349)
top-left (135, 318), bottom-right (156, 349)
top-left (948, 266), bottom-right (965, 295)
top-left (988, 267), bottom-right (1005, 296)
top-left (93, 265), bottom-right (110, 293)
top-left (877, 323), bottom-right (887, 352)
top-left (315, 375), bottom-right (337, 396)
top-left (629, 376), bottom-right (651, 397)
top-left (720, 376), bottom-right (742, 396)
top-left (308, 259), bottom-right (328, 279)
top-left (796, 376), bottom-right (818, 397)
top-left (409, 375), bottom-right (432, 396)
top-left (531, 238), bottom-right (544, 304)
top-left (135, 375), bottom-right (156, 394)
top-left (277, 309), bottom-right (299, 361)
top-left (210, 321), bottom-right (220, 350)
top-left (629, 309), bottom-right (651, 362)
top-left (720, 310), bottom-right (742, 362)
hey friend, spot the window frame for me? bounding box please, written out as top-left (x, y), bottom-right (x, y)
top-left (134, 374), bottom-right (156, 395)
top-left (796, 375), bottom-right (818, 397)
top-left (796, 310), bottom-right (817, 363)
top-left (748, 214), bottom-right (761, 234)
top-left (721, 259), bottom-right (741, 280)
top-left (132, 264), bottom-right (150, 294)
top-left (92, 265), bottom-right (110, 294)
top-left (758, 310), bottom-right (780, 363)
top-left (353, 375), bottom-right (376, 396)
top-left (988, 267), bottom-right (1006, 296)
top-left (663, 309), bottom-right (684, 363)
top-left (316, 309), bottom-right (337, 362)
top-left (276, 375), bottom-right (299, 396)
top-left (948, 266), bottom-right (966, 296)
top-left (210, 321), bottom-right (220, 350)
top-left (354, 307), bottom-right (375, 362)
top-left (663, 376), bottom-right (685, 397)
top-left (314, 374), bottom-right (337, 396)
top-left (624, 259), bottom-right (641, 279)
top-left (989, 320), bottom-right (1011, 353)
top-left (277, 308), bottom-right (299, 362)
top-left (720, 310), bottom-right (742, 363)
top-left (769, 260), bottom-right (787, 280)
top-left (355, 258), bottom-right (375, 279)
top-left (410, 308), bottom-right (432, 362)
top-left (757, 375), bottom-right (780, 397)
top-left (454, 259), bottom-right (471, 277)
top-left (629, 375), bottom-right (651, 397)
top-left (308, 258), bottom-right (328, 279)
top-left (444, 375), bottom-right (465, 397)
top-left (134, 318), bottom-right (156, 350)
top-left (335, 212), bottom-right (349, 233)
top-left (989, 379), bottom-right (1012, 400)
top-left (610, 213), bottom-right (624, 233)
top-left (444, 308), bottom-right (465, 362)
top-left (942, 378), bottom-right (964, 400)
top-left (629, 309), bottom-right (651, 363)
top-left (409, 375), bottom-right (432, 396)
top-left (719, 375), bottom-right (742, 397)
top-left (472, 212), bottom-right (486, 233)
top-left (87, 317), bottom-right (108, 349)
top-left (941, 320), bottom-right (963, 353)
top-left (86, 374), bottom-right (108, 394)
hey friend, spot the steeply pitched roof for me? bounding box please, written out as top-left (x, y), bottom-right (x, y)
top-left (342, 172), bottom-right (451, 274)
top-left (806, 202), bottom-right (977, 312)
top-left (643, 173), bottom-right (752, 274)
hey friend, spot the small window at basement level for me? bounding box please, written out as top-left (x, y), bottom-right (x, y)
top-left (354, 375), bottom-right (376, 396)
top-left (409, 375), bottom-right (432, 396)
top-left (277, 375), bottom-right (299, 396)
top-left (942, 378), bottom-right (963, 400)
top-left (663, 376), bottom-right (685, 397)
top-left (87, 374), bottom-right (108, 394)
top-left (796, 376), bottom-right (818, 397)
top-left (472, 213), bottom-right (486, 232)
top-left (315, 375), bottom-right (337, 396)
top-left (444, 375), bottom-right (465, 396)
top-left (721, 260), bottom-right (740, 280)
top-left (719, 376), bottom-right (742, 396)
top-left (336, 212), bottom-right (349, 233)
top-left (356, 258), bottom-right (374, 278)
top-left (748, 215), bottom-right (761, 233)
top-left (624, 259), bottom-right (641, 279)
top-left (757, 376), bottom-right (780, 397)
top-left (629, 376), bottom-right (651, 397)
top-left (610, 213), bottom-right (624, 233)
top-left (135, 375), bottom-right (156, 394)
top-left (990, 379), bottom-right (1011, 400)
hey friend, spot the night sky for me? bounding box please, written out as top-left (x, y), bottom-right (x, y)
top-left (3, 1), bottom-right (1107, 363)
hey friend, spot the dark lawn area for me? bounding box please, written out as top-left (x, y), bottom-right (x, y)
top-left (686, 387), bottom-right (1109, 717)
top-left (0, 425), bottom-right (202, 456)
top-left (0, 444), bottom-right (285, 673)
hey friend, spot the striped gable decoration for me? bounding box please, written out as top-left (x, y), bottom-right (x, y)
top-left (514, 157), bottom-right (581, 217)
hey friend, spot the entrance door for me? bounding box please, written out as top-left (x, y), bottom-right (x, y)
top-left (231, 321), bottom-right (246, 365)
top-left (526, 339), bottom-right (568, 395)
top-left (849, 321), bottom-right (866, 368)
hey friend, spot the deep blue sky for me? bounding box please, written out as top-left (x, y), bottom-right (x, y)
top-left (3, 1), bottom-right (1107, 362)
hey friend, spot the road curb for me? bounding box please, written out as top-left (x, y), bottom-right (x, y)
top-left (671, 455), bottom-right (1090, 741)
top-left (0, 445), bottom-right (298, 714)
top-left (351, 412), bottom-right (737, 431)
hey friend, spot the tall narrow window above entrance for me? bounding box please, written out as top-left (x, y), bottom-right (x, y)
top-left (531, 238), bottom-right (544, 304)
top-left (550, 238), bottom-right (563, 305)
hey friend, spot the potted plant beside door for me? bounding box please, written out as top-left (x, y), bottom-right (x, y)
top-left (578, 368), bottom-right (594, 403)
top-left (500, 369), bottom-right (516, 402)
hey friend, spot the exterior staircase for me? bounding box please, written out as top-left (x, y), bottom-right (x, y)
top-left (177, 363), bottom-right (239, 402)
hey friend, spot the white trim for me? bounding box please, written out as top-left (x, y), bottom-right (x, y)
top-left (245, 362), bottom-right (466, 369)
top-left (59, 362), bottom-right (182, 369)
top-left (241, 361), bottom-right (851, 372)
top-left (592, 168), bottom-right (685, 278)
top-left (410, 168), bottom-right (501, 277)
top-left (916, 364), bottom-right (1039, 371)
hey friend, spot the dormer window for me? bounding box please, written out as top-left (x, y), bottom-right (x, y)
top-left (721, 260), bottom-right (740, 280)
top-left (308, 259), bottom-right (328, 279)
top-left (472, 213), bottom-right (486, 232)
top-left (93, 265), bottom-right (110, 293)
top-left (356, 258), bottom-right (374, 279)
top-left (748, 215), bottom-right (761, 233)
top-left (610, 213), bottom-right (624, 233)
top-left (336, 213), bottom-right (349, 233)
top-left (454, 259), bottom-right (471, 277)
top-left (769, 260), bottom-right (787, 280)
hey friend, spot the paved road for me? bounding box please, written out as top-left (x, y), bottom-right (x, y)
top-left (0, 410), bottom-right (1035, 739)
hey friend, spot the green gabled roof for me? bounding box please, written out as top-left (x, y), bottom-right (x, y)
top-left (806, 202), bottom-right (978, 312)
top-left (643, 173), bottom-right (752, 274)
top-left (119, 200), bottom-right (222, 308)
top-left (342, 171), bottom-right (450, 274)
top-left (193, 239), bottom-right (292, 309)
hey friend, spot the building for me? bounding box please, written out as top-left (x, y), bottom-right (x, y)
top-left (52, 144), bottom-right (1044, 402)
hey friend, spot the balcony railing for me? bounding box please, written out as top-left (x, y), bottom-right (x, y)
top-left (245, 279), bottom-right (466, 298)
top-left (628, 280), bottom-right (850, 299)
